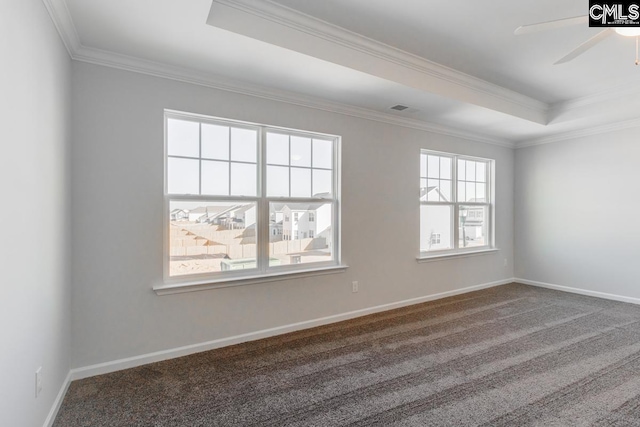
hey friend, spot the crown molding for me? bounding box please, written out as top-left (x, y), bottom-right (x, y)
top-left (41, 0), bottom-right (640, 152)
top-left (71, 44), bottom-right (514, 148)
top-left (40, 0), bottom-right (515, 149)
top-left (550, 82), bottom-right (640, 117)
top-left (42, 0), bottom-right (640, 152)
top-left (515, 117), bottom-right (640, 148)
top-left (208, 0), bottom-right (548, 125)
top-left (41, 0), bottom-right (81, 57)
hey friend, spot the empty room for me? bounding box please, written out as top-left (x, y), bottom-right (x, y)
top-left (6, 0), bottom-right (640, 426)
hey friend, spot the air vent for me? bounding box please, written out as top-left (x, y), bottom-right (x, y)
top-left (390, 104), bottom-right (409, 111)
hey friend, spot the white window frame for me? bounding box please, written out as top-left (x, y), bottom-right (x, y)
top-left (161, 110), bottom-right (343, 290)
top-left (419, 149), bottom-right (495, 258)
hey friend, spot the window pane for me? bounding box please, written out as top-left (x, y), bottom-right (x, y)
top-left (267, 166), bottom-right (289, 197)
top-left (167, 119), bottom-right (199, 158)
top-left (312, 169), bottom-right (332, 197)
top-left (291, 167), bottom-right (311, 197)
top-left (458, 159), bottom-right (466, 181)
top-left (267, 133), bottom-right (289, 166)
top-left (291, 136), bottom-right (311, 167)
top-left (476, 183), bottom-right (486, 202)
top-left (457, 181), bottom-right (465, 202)
top-left (459, 205), bottom-right (487, 248)
top-left (476, 162), bottom-right (486, 183)
top-left (427, 155), bottom-right (440, 178)
top-left (169, 201), bottom-right (257, 277)
top-left (420, 153), bottom-right (427, 178)
top-left (466, 182), bottom-right (476, 202)
top-left (201, 124), bottom-right (229, 160)
top-left (420, 205), bottom-right (452, 252)
top-left (440, 180), bottom-right (452, 201)
top-left (427, 179), bottom-right (440, 201)
top-left (168, 157), bottom-right (199, 194)
top-left (269, 202), bottom-right (333, 267)
top-left (440, 157), bottom-right (452, 179)
top-left (201, 160), bottom-right (229, 196)
top-left (230, 163), bottom-right (256, 196)
top-left (466, 161), bottom-right (476, 182)
top-left (313, 139), bottom-right (333, 169)
top-left (420, 178), bottom-right (427, 200)
top-left (230, 128), bottom-right (257, 163)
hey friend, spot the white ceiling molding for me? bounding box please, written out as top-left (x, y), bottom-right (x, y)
top-left (71, 44), bottom-right (514, 148)
top-left (43, 0), bottom-right (640, 151)
top-left (516, 117), bottom-right (640, 148)
top-left (41, 0), bottom-right (81, 57)
top-left (207, 0), bottom-right (549, 125)
top-left (549, 83), bottom-right (640, 121)
top-left (40, 0), bottom-right (515, 149)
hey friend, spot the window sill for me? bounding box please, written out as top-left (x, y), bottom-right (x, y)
top-left (417, 248), bottom-right (500, 263)
top-left (153, 265), bottom-right (349, 295)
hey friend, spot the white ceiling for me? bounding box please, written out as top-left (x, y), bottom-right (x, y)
top-left (51, 0), bottom-right (640, 147)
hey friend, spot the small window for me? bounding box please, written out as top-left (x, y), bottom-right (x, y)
top-left (420, 150), bottom-right (493, 255)
top-left (430, 233), bottom-right (441, 245)
top-left (309, 212), bottom-right (315, 222)
top-left (294, 212), bottom-right (299, 221)
top-left (309, 230), bottom-right (314, 238)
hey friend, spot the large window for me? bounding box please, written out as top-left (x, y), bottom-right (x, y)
top-left (420, 150), bottom-right (493, 255)
top-left (165, 111), bottom-right (340, 283)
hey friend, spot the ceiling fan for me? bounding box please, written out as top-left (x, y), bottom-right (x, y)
top-left (515, 16), bottom-right (640, 64)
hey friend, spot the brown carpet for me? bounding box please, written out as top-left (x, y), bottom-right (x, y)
top-left (54, 283), bottom-right (640, 426)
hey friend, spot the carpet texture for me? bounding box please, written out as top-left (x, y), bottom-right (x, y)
top-left (54, 283), bottom-right (640, 426)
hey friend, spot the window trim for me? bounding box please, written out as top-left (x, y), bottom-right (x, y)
top-left (162, 110), bottom-right (343, 288)
top-left (419, 149), bottom-right (495, 258)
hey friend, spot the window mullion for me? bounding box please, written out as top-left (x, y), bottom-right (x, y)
top-left (488, 162), bottom-right (493, 247)
top-left (227, 128), bottom-right (232, 196)
top-left (198, 123), bottom-right (202, 195)
top-left (288, 136), bottom-right (291, 197)
top-left (257, 127), bottom-right (269, 274)
top-left (452, 157), bottom-right (459, 249)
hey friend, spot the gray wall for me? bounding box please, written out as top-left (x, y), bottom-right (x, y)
top-left (71, 62), bottom-right (514, 368)
top-left (515, 128), bottom-right (640, 298)
top-left (0, 1), bottom-right (72, 426)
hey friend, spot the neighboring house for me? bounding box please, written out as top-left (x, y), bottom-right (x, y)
top-left (186, 206), bottom-right (228, 223)
top-left (420, 186), bottom-right (452, 251)
top-left (170, 209), bottom-right (188, 221)
top-left (280, 203), bottom-right (331, 242)
top-left (180, 205), bottom-right (257, 229)
top-left (420, 188), bottom-right (487, 250)
top-left (220, 204), bottom-right (256, 230)
top-left (460, 199), bottom-right (485, 242)
top-left (419, 186), bottom-right (449, 203)
top-left (270, 203), bottom-right (286, 240)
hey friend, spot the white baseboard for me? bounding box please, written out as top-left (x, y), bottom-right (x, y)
top-left (515, 278), bottom-right (640, 305)
top-left (70, 277), bottom-right (515, 381)
top-left (43, 370), bottom-right (72, 427)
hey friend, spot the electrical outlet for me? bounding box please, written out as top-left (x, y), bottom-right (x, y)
top-left (35, 367), bottom-right (42, 398)
top-left (352, 281), bottom-right (359, 293)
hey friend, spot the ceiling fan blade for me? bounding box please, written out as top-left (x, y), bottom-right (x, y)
top-left (554, 29), bottom-right (614, 64)
top-left (514, 16), bottom-right (588, 35)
